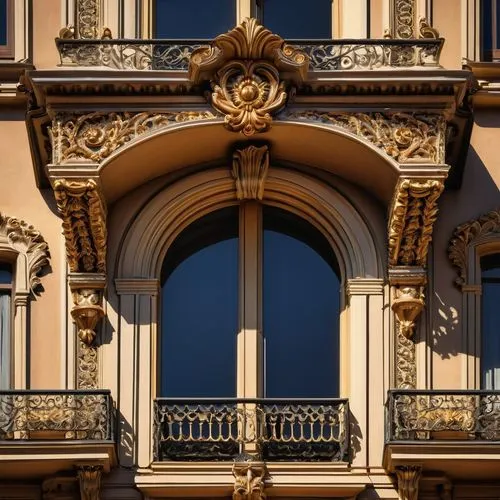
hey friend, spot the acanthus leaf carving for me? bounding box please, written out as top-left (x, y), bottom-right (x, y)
top-left (388, 179), bottom-right (444, 267)
top-left (77, 465), bottom-right (102, 500)
top-left (232, 145), bottom-right (269, 200)
top-left (448, 209), bottom-right (500, 288)
top-left (189, 18), bottom-right (309, 136)
top-left (233, 462), bottom-right (267, 500)
top-left (395, 465), bottom-right (422, 500)
top-left (50, 111), bottom-right (217, 164)
top-left (282, 111), bottom-right (446, 164)
top-left (0, 214), bottom-right (50, 293)
top-left (53, 179), bottom-right (107, 274)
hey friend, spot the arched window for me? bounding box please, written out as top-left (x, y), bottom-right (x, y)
top-left (159, 203), bottom-right (341, 398)
top-left (481, 253), bottom-right (500, 390)
top-left (0, 262), bottom-right (12, 389)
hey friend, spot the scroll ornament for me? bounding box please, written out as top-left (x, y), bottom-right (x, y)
top-left (448, 209), bottom-right (500, 288)
top-left (388, 179), bottom-right (444, 267)
top-left (189, 18), bottom-right (309, 136)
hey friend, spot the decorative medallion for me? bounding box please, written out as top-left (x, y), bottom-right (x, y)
top-left (189, 18), bottom-right (309, 136)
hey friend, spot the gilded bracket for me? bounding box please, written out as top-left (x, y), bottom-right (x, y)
top-left (77, 465), bottom-right (102, 500)
top-left (188, 18), bottom-right (309, 136)
top-left (395, 465), bottom-right (422, 500)
top-left (233, 461), bottom-right (268, 500)
top-left (232, 145), bottom-right (269, 200)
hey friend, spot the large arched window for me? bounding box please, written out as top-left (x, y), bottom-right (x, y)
top-left (159, 203), bottom-right (341, 398)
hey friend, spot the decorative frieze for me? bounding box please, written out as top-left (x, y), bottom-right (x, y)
top-left (448, 209), bottom-right (500, 288)
top-left (388, 179), bottom-right (445, 267)
top-left (283, 111), bottom-right (447, 165)
top-left (189, 18), bottom-right (308, 136)
top-left (396, 326), bottom-right (417, 388)
top-left (0, 214), bottom-right (50, 293)
top-left (233, 461), bottom-right (267, 500)
top-left (53, 179), bottom-right (107, 274)
top-left (50, 111), bottom-right (217, 164)
top-left (232, 145), bottom-right (269, 200)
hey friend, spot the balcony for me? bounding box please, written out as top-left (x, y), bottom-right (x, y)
top-left (55, 38), bottom-right (443, 72)
top-left (0, 390), bottom-right (116, 479)
top-left (384, 390), bottom-right (500, 480)
top-left (154, 398), bottom-right (349, 462)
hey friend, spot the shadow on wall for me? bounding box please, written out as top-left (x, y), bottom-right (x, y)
top-left (429, 144), bottom-right (500, 362)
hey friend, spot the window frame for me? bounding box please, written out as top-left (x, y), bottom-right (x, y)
top-left (0, 0), bottom-right (15, 59)
top-left (0, 260), bottom-right (13, 389)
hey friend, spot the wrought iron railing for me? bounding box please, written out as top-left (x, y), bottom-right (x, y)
top-left (386, 390), bottom-right (500, 442)
top-left (0, 390), bottom-right (114, 441)
top-left (154, 398), bottom-right (349, 461)
top-left (55, 38), bottom-right (443, 72)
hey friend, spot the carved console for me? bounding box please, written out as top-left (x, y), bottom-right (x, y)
top-left (233, 461), bottom-right (268, 500)
top-left (77, 465), bottom-right (103, 500)
top-left (395, 465), bottom-right (422, 500)
top-left (232, 144), bottom-right (269, 200)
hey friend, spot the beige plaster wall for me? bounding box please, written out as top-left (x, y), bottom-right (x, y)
top-left (433, 0), bottom-right (463, 69)
top-left (32, 0), bottom-right (62, 69)
top-left (429, 112), bottom-right (500, 388)
top-left (0, 113), bottom-right (64, 389)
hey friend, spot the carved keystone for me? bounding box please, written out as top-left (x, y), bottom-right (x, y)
top-left (232, 145), bottom-right (269, 200)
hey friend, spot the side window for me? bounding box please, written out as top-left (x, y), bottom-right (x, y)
top-left (0, 0), bottom-right (14, 58)
top-left (154, 0), bottom-right (236, 38)
top-left (481, 0), bottom-right (500, 61)
top-left (0, 262), bottom-right (12, 389)
top-left (481, 253), bottom-right (500, 390)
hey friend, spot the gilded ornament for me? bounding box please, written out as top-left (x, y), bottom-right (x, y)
top-left (448, 209), bottom-right (500, 288)
top-left (395, 466), bottom-right (422, 500)
top-left (232, 145), bottom-right (269, 200)
top-left (188, 18), bottom-right (309, 136)
top-left (392, 0), bottom-right (417, 39)
top-left (78, 340), bottom-right (99, 389)
top-left (71, 289), bottom-right (105, 345)
top-left (51, 111), bottom-right (216, 164)
top-left (76, 0), bottom-right (101, 39)
top-left (77, 465), bottom-right (102, 500)
top-left (418, 17), bottom-right (440, 39)
top-left (392, 286), bottom-right (424, 339)
top-left (388, 179), bottom-right (444, 267)
top-left (53, 179), bottom-right (107, 274)
top-left (233, 462), bottom-right (267, 500)
top-left (0, 214), bottom-right (50, 293)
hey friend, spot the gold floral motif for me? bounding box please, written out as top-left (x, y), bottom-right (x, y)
top-left (50, 111), bottom-right (217, 164)
top-left (53, 180), bottom-right (107, 273)
top-left (232, 145), bottom-right (269, 200)
top-left (283, 111), bottom-right (446, 164)
top-left (388, 179), bottom-right (444, 267)
top-left (0, 214), bottom-right (50, 293)
top-left (233, 462), bottom-right (267, 500)
top-left (392, 286), bottom-right (424, 339)
top-left (78, 340), bottom-right (99, 389)
top-left (396, 323), bottom-right (417, 389)
top-left (448, 209), bottom-right (500, 288)
top-left (395, 465), bottom-right (422, 500)
top-left (189, 18), bottom-right (309, 136)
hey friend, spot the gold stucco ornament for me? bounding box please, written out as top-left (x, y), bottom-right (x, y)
top-left (189, 18), bottom-right (309, 136)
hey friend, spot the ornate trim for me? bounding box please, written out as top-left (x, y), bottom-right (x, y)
top-left (233, 462), bottom-right (267, 500)
top-left (50, 111), bottom-right (217, 164)
top-left (53, 180), bottom-right (107, 274)
top-left (396, 324), bottom-right (417, 389)
top-left (388, 179), bottom-right (445, 267)
top-left (0, 213), bottom-right (50, 293)
top-left (448, 209), bottom-right (500, 287)
top-left (72, 288), bottom-right (105, 345)
top-left (392, 0), bottom-right (417, 39)
top-left (395, 465), bottom-right (422, 500)
top-left (282, 111), bottom-right (447, 164)
top-left (392, 286), bottom-right (424, 339)
top-left (77, 340), bottom-right (99, 389)
top-left (419, 17), bottom-right (440, 39)
top-left (76, 0), bottom-right (102, 39)
top-left (189, 18), bottom-right (308, 136)
top-left (232, 145), bottom-right (269, 200)
top-left (77, 465), bottom-right (102, 500)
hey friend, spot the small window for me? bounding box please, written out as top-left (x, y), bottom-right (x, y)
top-left (481, 253), bottom-right (500, 390)
top-left (257, 0), bottom-right (333, 39)
top-left (0, 0), bottom-right (14, 58)
top-left (0, 262), bottom-right (12, 390)
top-left (154, 0), bottom-right (236, 39)
top-left (481, 0), bottom-right (500, 61)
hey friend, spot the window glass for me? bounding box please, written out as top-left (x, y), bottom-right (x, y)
top-left (160, 207), bottom-right (238, 397)
top-left (261, 0), bottom-right (332, 39)
top-left (0, 263), bottom-right (11, 390)
top-left (481, 253), bottom-right (500, 390)
top-left (154, 0), bottom-right (236, 38)
top-left (263, 207), bottom-right (340, 398)
top-left (0, 0), bottom-right (7, 46)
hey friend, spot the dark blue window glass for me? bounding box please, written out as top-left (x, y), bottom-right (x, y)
top-left (261, 0), bottom-right (332, 39)
top-left (481, 253), bottom-right (500, 390)
top-left (263, 207), bottom-right (340, 398)
top-left (160, 207), bottom-right (238, 397)
top-left (154, 0), bottom-right (236, 39)
top-left (0, 262), bottom-right (12, 284)
top-left (0, 0), bottom-right (7, 46)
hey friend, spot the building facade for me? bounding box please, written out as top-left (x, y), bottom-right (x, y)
top-left (0, 0), bottom-right (499, 498)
